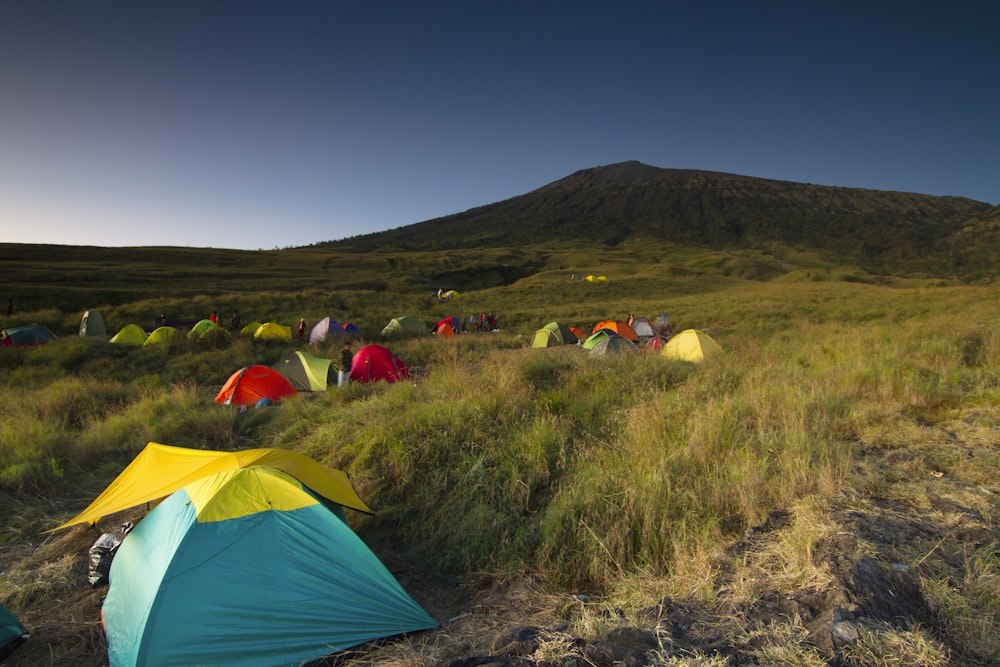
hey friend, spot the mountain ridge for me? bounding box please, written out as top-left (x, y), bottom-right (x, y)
top-left (326, 161), bottom-right (994, 277)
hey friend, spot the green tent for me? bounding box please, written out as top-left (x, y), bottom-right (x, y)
top-left (109, 324), bottom-right (147, 345)
top-left (581, 329), bottom-right (615, 350)
top-left (380, 316), bottom-right (427, 337)
top-left (144, 326), bottom-right (179, 346)
top-left (79, 310), bottom-right (107, 337)
top-left (240, 321), bottom-right (263, 336)
top-left (273, 351), bottom-right (333, 391)
top-left (187, 319), bottom-right (219, 338)
top-left (588, 335), bottom-right (637, 357)
top-left (0, 603), bottom-right (29, 661)
top-left (530, 321), bottom-right (578, 348)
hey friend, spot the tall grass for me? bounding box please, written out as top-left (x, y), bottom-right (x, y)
top-left (2, 279), bottom-right (1000, 644)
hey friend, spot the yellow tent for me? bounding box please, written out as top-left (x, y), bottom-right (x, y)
top-left (254, 322), bottom-right (292, 341)
top-left (660, 329), bottom-right (724, 362)
top-left (52, 442), bottom-right (371, 531)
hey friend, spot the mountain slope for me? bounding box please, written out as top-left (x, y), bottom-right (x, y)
top-left (327, 161), bottom-right (992, 276)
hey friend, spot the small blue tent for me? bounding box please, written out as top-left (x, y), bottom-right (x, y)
top-left (0, 603), bottom-right (29, 661)
top-left (103, 466), bottom-right (436, 667)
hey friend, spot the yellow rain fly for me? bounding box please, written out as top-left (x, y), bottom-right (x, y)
top-left (53, 442), bottom-right (371, 530)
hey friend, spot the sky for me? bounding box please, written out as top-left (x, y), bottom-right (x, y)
top-left (1, 2), bottom-right (997, 251)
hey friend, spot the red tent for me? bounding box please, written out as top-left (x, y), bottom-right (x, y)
top-left (350, 345), bottom-right (410, 384)
top-left (215, 365), bottom-right (297, 406)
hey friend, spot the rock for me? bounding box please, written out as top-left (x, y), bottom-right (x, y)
top-left (605, 627), bottom-right (660, 651)
top-left (491, 626), bottom-right (542, 656)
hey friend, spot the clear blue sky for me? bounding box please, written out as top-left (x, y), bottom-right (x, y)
top-left (2, 2), bottom-right (997, 250)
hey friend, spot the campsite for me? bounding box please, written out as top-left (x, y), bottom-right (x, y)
top-left (1, 238), bottom-right (999, 666)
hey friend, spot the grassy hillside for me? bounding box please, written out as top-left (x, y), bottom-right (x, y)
top-left (2, 252), bottom-right (999, 665)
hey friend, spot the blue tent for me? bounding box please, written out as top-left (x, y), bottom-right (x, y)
top-left (0, 603), bottom-right (29, 661)
top-left (103, 466), bottom-right (436, 667)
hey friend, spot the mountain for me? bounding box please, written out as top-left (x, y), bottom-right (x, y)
top-left (326, 161), bottom-right (994, 277)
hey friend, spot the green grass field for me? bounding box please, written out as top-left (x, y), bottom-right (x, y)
top-left (1, 250), bottom-right (999, 665)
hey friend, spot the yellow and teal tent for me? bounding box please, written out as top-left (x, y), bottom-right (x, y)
top-left (102, 466), bottom-right (437, 666)
top-left (530, 321), bottom-right (579, 348)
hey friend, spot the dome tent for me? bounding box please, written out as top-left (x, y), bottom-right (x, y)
top-left (215, 365), bottom-right (297, 406)
top-left (661, 329), bottom-right (724, 362)
top-left (350, 344), bottom-right (410, 383)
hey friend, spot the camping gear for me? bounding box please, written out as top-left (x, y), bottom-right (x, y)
top-left (52, 443), bottom-right (371, 531)
top-left (309, 316), bottom-right (346, 344)
top-left (380, 316), bottom-right (427, 337)
top-left (273, 351), bottom-right (332, 391)
top-left (350, 344), bottom-right (410, 383)
top-left (588, 335), bottom-right (638, 357)
top-left (143, 325), bottom-right (178, 345)
top-left (254, 322), bottom-right (293, 341)
top-left (215, 365), bottom-right (297, 406)
top-left (102, 466), bottom-right (436, 667)
top-left (661, 329), bottom-right (724, 362)
top-left (109, 324), bottom-right (147, 345)
top-left (0, 604), bottom-right (29, 661)
top-left (79, 310), bottom-right (108, 337)
top-left (530, 321), bottom-right (579, 348)
top-left (342, 322), bottom-right (363, 336)
top-left (88, 532), bottom-right (123, 587)
top-left (0, 323), bottom-right (57, 347)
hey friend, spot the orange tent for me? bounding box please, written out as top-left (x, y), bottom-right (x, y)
top-left (591, 320), bottom-right (638, 342)
top-left (215, 365), bottom-right (297, 406)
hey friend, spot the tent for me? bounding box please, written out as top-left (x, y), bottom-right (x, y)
top-left (645, 336), bottom-right (664, 353)
top-left (661, 329), bottom-right (724, 362)
top-left (581, 329), bottom-right (617, 350)
top-left (273, 351), bottom-right (332, 391)
top-left (592, 320), bottom-right (638, 342)
top-left (240, 321), bottom-right (263, 336)
top-left (254, 322), bottom-right (293, 341)
top-left (102, 466), bottom-right (435, 667)
top-left (144, 325), bottom-right (178, 346)
top-left (109, 324), bottom-right (147, 345)
top-left (187, 319), bottom-right (219, 338)
top-left (530, 321), bottom-right (579, 348)
top-left (435, 316), bottom-right (460, 337)
top-left (380, 316), bottom-right (427, 337)
top-left (442, 289), bottom-right (460, 299)
top-left (588, 335), bottom-right (638, 357)
top-left (215, 365), bottom-right (297, 406)
top-left (350, 344), bottom-right (410, 383)
top-left (569, 326), bottom-right (586, 340)
top-left (584, 275), bottom-right (608, 283)
top-left (309, 316), bottom-right (346, 344)
top-left (1, 323), bottom-right (57, 347)
top-left (630, 317), bottom-right (656, 338)
top-left (53, 443), bottom-right (372, 531)
top-left (79, 310), bottom-right (107, 337)
top-left (342, 322), bottom-right (363, 337)
top-left (0, 603), bottom-right (29, 661)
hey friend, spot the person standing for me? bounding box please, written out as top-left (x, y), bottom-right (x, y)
top-left (339, 342), bottom-right (352, 387)
top-left (297, 318), bottom-right (306, 342)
